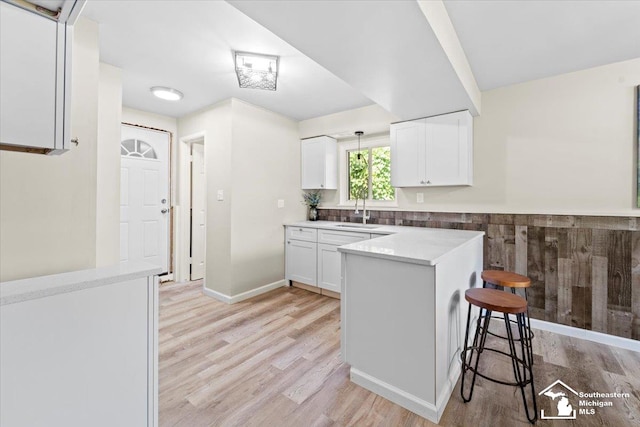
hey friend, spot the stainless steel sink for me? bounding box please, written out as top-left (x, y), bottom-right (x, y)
top-left (335, 224), bottom-right (381, 230)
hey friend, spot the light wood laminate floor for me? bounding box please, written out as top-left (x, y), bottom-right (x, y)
top-left (159, 281), bottom-right (640, 426)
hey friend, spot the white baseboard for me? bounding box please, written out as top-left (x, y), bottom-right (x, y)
top-left (350, 368), bottom-right (440, 424)
top-left (529, 319), bottom-right (640, 353)
top-left (202, 279), bottom-right (287, 305)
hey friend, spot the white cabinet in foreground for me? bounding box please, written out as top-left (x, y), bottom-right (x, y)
top-left (391, 110), bottom-right (473, 187)
top-left (0, 262), bottom-right (160, 427)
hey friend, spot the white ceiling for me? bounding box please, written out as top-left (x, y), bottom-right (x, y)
top-left (81, 0), bottom-right (640, 122)
top-left (81, 1), bottom-right (373, 120)
top-left (444, 0), bottom-right (640, 90)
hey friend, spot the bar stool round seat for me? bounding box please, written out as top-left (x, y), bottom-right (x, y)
top-left (465, 288), bottom-right (527, 314)
top-left (481, 270), bottom-right (535, 361)
top-left (461, 287), bottom-right (537, 424)
top-left (481, 270), bottom-right (531, 288)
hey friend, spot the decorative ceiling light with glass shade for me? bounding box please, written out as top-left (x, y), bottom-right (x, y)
top-left (234, 51), bottom-right (279, 91)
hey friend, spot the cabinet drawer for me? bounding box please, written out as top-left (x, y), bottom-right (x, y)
top-left (318, 229), bottom-right (370, 245)
top-left (286, 226), bottom-right (318, 242)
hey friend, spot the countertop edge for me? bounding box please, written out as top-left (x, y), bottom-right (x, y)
top-left (0, 262), bottom-right (162, 306)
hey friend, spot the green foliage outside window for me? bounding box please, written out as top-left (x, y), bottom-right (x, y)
top-left (348, 146), bottom-right (394, 201)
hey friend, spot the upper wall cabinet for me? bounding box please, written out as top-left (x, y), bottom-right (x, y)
top-left (301, 136), bottom-right (337, 190)
top-left (391, 110), bottom-right (473, 187)
top-left (0, 0), bottom-right (85, 155)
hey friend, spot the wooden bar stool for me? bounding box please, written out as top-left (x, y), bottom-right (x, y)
top-left (461, 288), bottom-right (537, 424)
top-left (482, 270), bottom-right (534, 363)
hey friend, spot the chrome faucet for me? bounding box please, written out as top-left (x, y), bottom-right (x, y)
top-left (354, 197), bottom-right (370, 224)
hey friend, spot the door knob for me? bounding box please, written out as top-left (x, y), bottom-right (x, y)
top-left (161, 209), bottom-right (168, 214)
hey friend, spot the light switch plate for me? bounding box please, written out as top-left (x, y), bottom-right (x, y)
top-left (217, 190), bottom-right (224, 201)
top-left (277, 199), bottom-right (284, 208)
top-left (417, 193), bottom-right (424, 203)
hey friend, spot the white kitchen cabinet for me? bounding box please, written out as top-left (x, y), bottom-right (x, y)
top-left (0, 0), bottom-right (84, 155)
top-left (317, 243), bottom-right (341, 292)
top-left (285, 230), bottom-right (317, 286)
top-left (391, 110), bottom-right (473, 187)
top-left (285, 225), bottom-right (372, 293)
top-left (301, 136), bottom-right (337, 190)
top-left (316, 229), bottom-right (371, 293)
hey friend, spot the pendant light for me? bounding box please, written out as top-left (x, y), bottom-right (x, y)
top-left (355, 131), bottom-right (363, 159)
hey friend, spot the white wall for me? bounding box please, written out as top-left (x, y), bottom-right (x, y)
top-left (230, 99), bottom-right (305, 294)
top-left (96, 63), bottom-right (123, 267)
top-left (303, 58), bottom-right (640, 216)
top-left (178, 99), bottom-right (304, 297)
top-left (0, 18), bottom-right (100, 282)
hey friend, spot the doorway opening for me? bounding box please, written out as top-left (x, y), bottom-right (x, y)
top-left (177, 132), bottom-right (206, 283)
top-left (189, 141), bottom-right (205, 281)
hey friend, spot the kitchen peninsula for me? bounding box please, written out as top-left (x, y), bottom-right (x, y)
top-left (284, 221), bottom-right (484, 423)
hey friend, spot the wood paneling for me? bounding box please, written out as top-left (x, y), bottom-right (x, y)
top-left (318, 209), bottom-right (639, 341)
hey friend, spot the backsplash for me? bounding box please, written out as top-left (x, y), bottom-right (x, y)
top-left (318, 208), bottom-right (640, 341)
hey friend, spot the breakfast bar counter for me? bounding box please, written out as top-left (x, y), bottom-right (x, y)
top-left (335, 223), bottom-right (484, 423)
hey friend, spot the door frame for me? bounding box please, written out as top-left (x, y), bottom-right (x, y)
top-left (177, 131), bottom-right (206, 283)
top-left (122, 122), bottom-right (174, 277)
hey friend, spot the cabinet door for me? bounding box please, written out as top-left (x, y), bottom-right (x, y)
top-left (425, 111), bottom-right (472, 186)
top-left (301, 136), bottom-right (337, 190)
top-left (285, 239), bottom-right (317, 286)
top-left (0, 3), bottom-right (58, 149)
top-left (317, 243), bottom-right (341, 293)
top-left (390, 119), bottom-right (427, 187)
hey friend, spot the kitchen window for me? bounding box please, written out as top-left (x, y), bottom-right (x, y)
top-left (339, 134), bottom-right (396, 207)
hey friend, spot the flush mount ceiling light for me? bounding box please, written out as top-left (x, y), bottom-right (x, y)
top-left (150, 86), bottom-right (183, 101)
top-left (234, 51), bottom-right (279, 91)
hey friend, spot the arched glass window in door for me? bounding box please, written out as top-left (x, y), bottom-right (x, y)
top-left (121, 138), bottom-right (157, 159)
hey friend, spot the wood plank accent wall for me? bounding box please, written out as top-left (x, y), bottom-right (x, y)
top-left (317, 209), bottom-right (640, 341)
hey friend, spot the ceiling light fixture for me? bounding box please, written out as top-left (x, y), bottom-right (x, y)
top-left (234, 51), bottom-right (279, 91)
top-left (150, 86), bottom-right (183, 101)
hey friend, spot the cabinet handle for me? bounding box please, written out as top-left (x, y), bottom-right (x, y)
top-left (426, 180), bottom-right (431, 184)
top-left (420, 180), bottom-right (425, 184)
top-left (299, 228), bottom-right (303, 231)
top-left (71, 137), bottom-right (79, 146)
top-left (320, 184), bottom-right (324, 188)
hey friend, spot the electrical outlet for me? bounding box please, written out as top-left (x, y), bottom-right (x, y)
top-left (417, 193), bottom-right (424, 203)
top-left (217, 190), bottom-right (224, 201)
top-left (277, 199), bottom-right (285, 208)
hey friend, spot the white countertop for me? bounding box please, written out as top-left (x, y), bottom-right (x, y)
top-left (285, 221), bottom-right (484, 266)
top-left (0, 261), bottom-right (162, 305)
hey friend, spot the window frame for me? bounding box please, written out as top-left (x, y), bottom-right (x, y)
top-left (338, 134), bottom-right (397, 208)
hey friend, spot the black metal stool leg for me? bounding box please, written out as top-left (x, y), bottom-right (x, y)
top-left (461, 306), bottom-right (492, 403)
top-left (517, 313), bottom-right (538, 423)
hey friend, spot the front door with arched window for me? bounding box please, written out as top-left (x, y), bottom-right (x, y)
top-left (120, 124), bottom-right (170, 274)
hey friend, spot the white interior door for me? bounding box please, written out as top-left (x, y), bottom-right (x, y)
top-left (120, 125), bottom-right (170, 274)
top-left (190, 142), bottom-right (206, 280)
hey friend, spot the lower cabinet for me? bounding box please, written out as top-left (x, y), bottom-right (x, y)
top-left (285, 226), bottom-right (375, 294)
top-left (285, 239), bottom-right (317, 285)
top-left (317, 243), bottom-right (341, 293)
